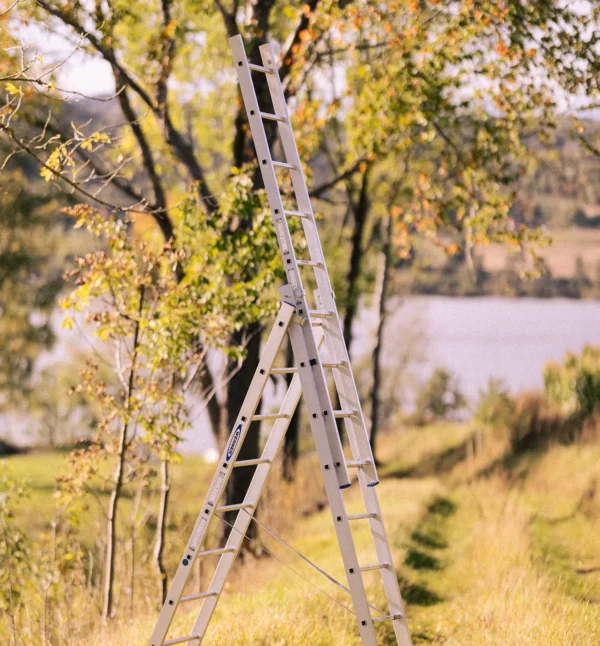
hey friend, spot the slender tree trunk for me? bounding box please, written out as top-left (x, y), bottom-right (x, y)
top-left (102, 420), bottom-right (128, 621)
top-left (153, 459), bottom-right (171, 605)
top-left (370, 212), bottom-right (393, 463)
top-left (282, 339), bottom-right (300, 481)
top-left (102, 287), bottom-right (143, 621)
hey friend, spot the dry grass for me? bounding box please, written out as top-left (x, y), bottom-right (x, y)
top-left (4, 425), bottom-right (600, 645)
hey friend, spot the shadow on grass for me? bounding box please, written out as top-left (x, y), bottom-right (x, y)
top-left (427, 496), bottom-right (457, 517)
top-left (399, 578), bottom-right (444, 606)
top-left (405, 549), bottom-right (442, 571)
top-left (411, 528), bottom-right (448, 550)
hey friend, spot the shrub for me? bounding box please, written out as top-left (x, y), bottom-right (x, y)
top-left (475, 378), bottom-right (515, 429)
top-left (411, 368), bottom-right (466, 426)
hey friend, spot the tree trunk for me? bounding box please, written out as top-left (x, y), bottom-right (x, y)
top-left (342, 168), bottom-right (371, 353)
top-left (282, 339), bottom-right (300, 481)
top-left (370, 212), bottom-right (393, 463)
top-left (102, 288), bottom-right (143, 621)
top-left (222, 322), bottom-right (262, 543)
top-left (153, 459), bottom-right (171, 606)
top-left (102, 420), bottom-right (128, 621)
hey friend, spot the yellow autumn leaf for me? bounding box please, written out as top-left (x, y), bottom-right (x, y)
top-left (5, 82), bottom-right (20, 95)
top-left (62, 316), bottom-right (74, 330)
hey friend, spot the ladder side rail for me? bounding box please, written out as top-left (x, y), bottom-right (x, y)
top-left (286, 320), bottom-right (378, 645)
top-left (356, 470), bottom-right (412, 646)
top-left (149, 303), bottom-right (294, 646)
top-left (258, 42), bottom-right (379, 485)
top-left (229, 35), bottom-right (349, 488)
top-left (188, 327), bottom-right (325, 644)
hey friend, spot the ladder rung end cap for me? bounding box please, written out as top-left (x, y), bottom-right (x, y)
top-left (339, 483), bottom-right (351, 490)
top-left (367, 481), bottom-right (379, 487)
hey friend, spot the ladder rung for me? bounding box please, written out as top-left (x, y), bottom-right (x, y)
top-left (216, 503), bottom-right (254, 513)
top-left (252, 413), bottom-right (290, 421)
top-left (197, 547), bottom-right (235, 557)
top-left (233, 458), bottom-right (272, 467)
top-left (360, 563), bottom-right (390, 572)
top-left (297, 260), bottom-right (323, 268)
top-left (309, 310), bottom-right (335, 318)
top-left (333, 409), bottom-right (357, 418)
top-left (346, 459), bottom-right (371, 468)
top-left (322, 361), bottom-right (346, 369)
top-left (180, 590), bottom-right (218, 603)
top-left (272, 160), bottom-right (298, 170)
top-left (283, 209), bottom-right (311, 219)
top-left (270, 367), bottom-right (297, 374)
top-left (372, 613), bottom-right (404, 624)
top-left (164, 635), bottom-right (202, 645)
top-left (348, 513), bottom-right (378, 521)
top-left (260, 111), bottom-right (286, 122)
top-left (248, 62), bottom-right (273, 74)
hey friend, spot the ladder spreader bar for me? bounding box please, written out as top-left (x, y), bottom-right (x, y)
top-left (248, 62), bottom-right (273, 74)
top-left (270, 367), bottom-right (297, 374)
top-left (233, 458), bottom-right (272, 467)
top-left (260, 111), bottom-right (286, 122)
top-left (180, 591), bottom-right (218, 603)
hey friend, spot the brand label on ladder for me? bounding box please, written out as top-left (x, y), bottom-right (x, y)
top-left (207, 472), bottom-right (226, 506)
top-left (287, 269), bottom-right (298, 291)
top-left (189, 517), bottom-right (208, 551)
top-left (226, 423), bottom-right (243, 461)
top-left (275, 219), bottom-right (289, 254)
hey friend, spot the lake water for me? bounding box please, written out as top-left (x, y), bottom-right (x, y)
top-left (354, 296), bottom-right (600, 403)
top-left (3, 297), bottom-right (599, 453)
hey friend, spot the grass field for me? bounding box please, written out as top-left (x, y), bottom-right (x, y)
top-left (3, 425), bottom-right (600, 645)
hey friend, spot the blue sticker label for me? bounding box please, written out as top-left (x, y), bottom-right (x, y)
top-left (226, 423), bottom-right (243, 461)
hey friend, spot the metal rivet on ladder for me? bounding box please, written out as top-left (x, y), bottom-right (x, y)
top-left (169, 600), bottom-right (174, 605)
top-left (323, 410), bottom-right (328, 416)
top-left (349, 568), bottom-right (354, 574)
top-left (312, 413), bottom-right (317, 418)
top-left (250, 109), bottom-right (255, 115)
top-left (238, 61), bottom-right (242, 66)
top-left (336, 461), bottom-right (341, 467)
top-left (262, 159), bottom-right (267, 164)
top-left (278, 321), bottom-right (284, 327)
top-left (309, 358), bottom-right (317, 366)
top-left (223, 463), bottom-right (227, 468)
top-left (336, 516), bottom-right (342, 521)
top-left (274, 209), bottom-right (279, 213)
top-left (300, 362), bottom-right (305, 367)
top-left (241, 416), bottom-right (246, 421)
top-left (324, 464), bottom-right (329, 470)
top-left (260, 368), bottom-right (265, 374)
top-left (361, 620), bottom-right (367, 626)
top-left (183, 559), bottom-right (189, 566)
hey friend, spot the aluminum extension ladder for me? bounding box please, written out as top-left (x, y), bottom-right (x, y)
top-left (148, 35), bottom-right (411, 646)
